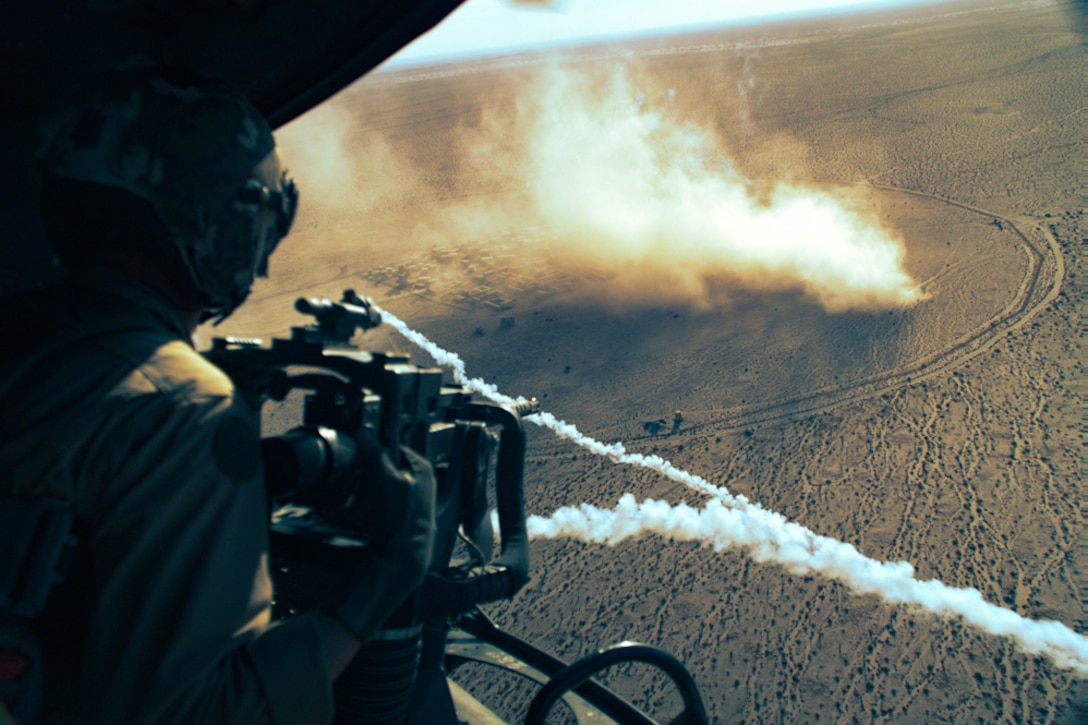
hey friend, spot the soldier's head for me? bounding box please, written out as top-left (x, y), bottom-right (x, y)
top-left (37, 69), bottom-right (298, 322)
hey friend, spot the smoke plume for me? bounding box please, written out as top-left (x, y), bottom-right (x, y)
top-left (278, 62), bottom-right (924, 313)
top-left (528, 496), bottom-right (1088, 675)
top-left (377, 305), bottom-right (1088, 676)
top-left (510, 66), bottom-right (925, 312)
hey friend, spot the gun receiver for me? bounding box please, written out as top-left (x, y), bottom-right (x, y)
top-left (205, 291), bottom-right (705, 724)
top-left (205, 290), bottom-right (537, 616)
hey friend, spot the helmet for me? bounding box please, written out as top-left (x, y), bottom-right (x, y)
top-left (38, 71), bottom-right (298, 321)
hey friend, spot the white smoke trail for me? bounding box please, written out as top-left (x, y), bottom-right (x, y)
top-left (529, 495), bottom-right (1088, 675)
top-left (376, 305), bottom-right (1088, 676)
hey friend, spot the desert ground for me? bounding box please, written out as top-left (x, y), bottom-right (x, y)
top-left (205, 0), bottom-right (1082, 722)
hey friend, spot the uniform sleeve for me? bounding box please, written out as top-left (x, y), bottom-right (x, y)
top-left (80, 387), bottom-right (334, 725)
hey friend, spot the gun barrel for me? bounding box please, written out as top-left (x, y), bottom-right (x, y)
top-left (510, 398), bottom-right (540, 418)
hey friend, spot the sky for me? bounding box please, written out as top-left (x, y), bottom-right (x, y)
top-left (389, 0), bottom-right (945, 65)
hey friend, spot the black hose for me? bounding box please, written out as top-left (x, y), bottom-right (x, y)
top-left (525, 642), bottom-right (708, 725)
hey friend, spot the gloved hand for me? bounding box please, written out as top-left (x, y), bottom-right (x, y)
top-left (327, 444), bottom-right (436, 646)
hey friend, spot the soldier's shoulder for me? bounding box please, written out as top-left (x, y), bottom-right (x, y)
top-left (130, 336), bottom-right (237, 402)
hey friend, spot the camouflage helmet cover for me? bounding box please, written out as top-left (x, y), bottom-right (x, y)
top-left (39, 72), bottom-right (298, 320)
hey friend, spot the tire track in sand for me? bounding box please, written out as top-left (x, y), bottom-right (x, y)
top-left (615, 183), bottom-right (1064, 440)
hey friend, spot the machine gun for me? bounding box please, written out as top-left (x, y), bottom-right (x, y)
top-left (206, 291), bottom-right (708, 725)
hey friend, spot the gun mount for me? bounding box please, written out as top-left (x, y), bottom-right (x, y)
top-left (206, 290), bottom-right (707, 725)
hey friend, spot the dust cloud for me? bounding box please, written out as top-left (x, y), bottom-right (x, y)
top-left (511, 66), bottom-right (925, 312)
top-left (277, 62), bottom-right (926, 313)
top-left (274, 102), bottom-right (416, 232)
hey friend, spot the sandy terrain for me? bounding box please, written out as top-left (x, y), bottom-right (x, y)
top-left (205, 0), bottom-right (1082, 722)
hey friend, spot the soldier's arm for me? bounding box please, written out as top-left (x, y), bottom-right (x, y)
top-left (81, 386), bottom-right (334, 725)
